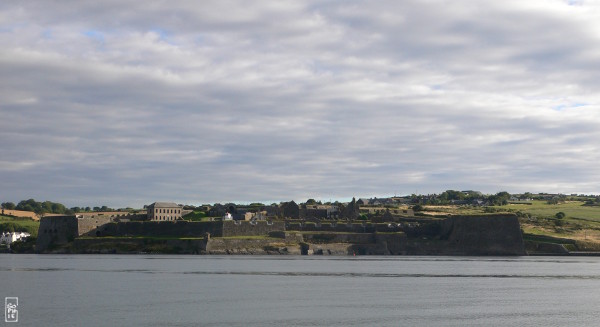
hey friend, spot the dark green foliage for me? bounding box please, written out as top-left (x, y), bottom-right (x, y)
top-left (10, 237), bottom-right (36, 253)
top-left (185, 211), bottom-right (207, 221)
top-left (555, 212), bottom-right (566, 219)
top-left (488, 191), bottom-right (511, 206)
top-left (1, 202), bottom-right (16, 210)
top-left (0, 222), bottom-right (37, 236)
top-left (15, 199), bottom-right (71, 215)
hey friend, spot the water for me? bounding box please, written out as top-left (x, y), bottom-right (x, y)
top-left (1, 254), bottom-right (600, 326)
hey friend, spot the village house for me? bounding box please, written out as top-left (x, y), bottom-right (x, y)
top-left (147, 202), bottom-right (183, 221)
top-left (0, 231), bottom-right (30, 246)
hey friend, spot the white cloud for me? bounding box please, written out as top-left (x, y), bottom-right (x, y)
top-left (1, 0), bottom-right (600, 207)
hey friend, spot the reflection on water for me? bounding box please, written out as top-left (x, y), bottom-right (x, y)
top-left (2, 255), bottom-right (600, 326)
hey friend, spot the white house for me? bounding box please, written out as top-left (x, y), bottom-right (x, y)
top-left (0, 232), bottom-right (31, 245)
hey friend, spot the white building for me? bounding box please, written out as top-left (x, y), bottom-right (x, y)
top-left (0, 232), bottom-right (30, 246)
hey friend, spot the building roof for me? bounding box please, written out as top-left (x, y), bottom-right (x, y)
top-left (150, 202), bottom-right (181, 208)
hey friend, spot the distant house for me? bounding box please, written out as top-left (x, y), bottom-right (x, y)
top-left (147, 202), bottom-right (183, 221)
top-left (0, 232), bottom-right (30, 246)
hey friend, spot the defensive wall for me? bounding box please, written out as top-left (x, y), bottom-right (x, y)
top-left (285, 221), bottom-right (403, 233)
top-left (78, 215), bottom-right (116, 236)
top-left (440, 214), bottom-right (526, 255)
top-left (36, 214), bottom-right (526, 255)
top-left (222, 220), bottom-right (285, 237)
top-left (98, 220), bottom-right (285, 238)
top-left (99, 221), bottom-right (223, 238)
top-left (36, 216), bottom-right (79, 251)
top-left (36, 217), bottom-right (286, 252)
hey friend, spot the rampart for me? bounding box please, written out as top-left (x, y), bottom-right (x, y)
top-left (78, 215), bottom-right (115, 236)
top-left (79, 220), bottom-right (284, 238)
top-left (100, 221), bottom-right (223, 237)
top-left (222, 220), bottom-right (285, 237)
top-left (36, 216), bottom-right (79, 252)
top-left (285, 221), bottom-right (402, 233)
top-left (36, 214), bottom-right (525, 256)
top-left (440, 214), bottom-right (526, 255)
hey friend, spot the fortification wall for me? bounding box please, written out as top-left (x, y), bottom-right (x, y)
top-left (222, 221), bottom-right (285, 237)
top-left (70, 238), bottom-right (207, 254)
top-left (36, 216), bottom-right (79, 252)
top-left (100, 221), bottom-right (224, 237)
top-left (441, 214), bottom-right (526, 255)
top-left (77, 216), bottom-right (115, 236)
top-left (285, 221), bottom-right (402, 233)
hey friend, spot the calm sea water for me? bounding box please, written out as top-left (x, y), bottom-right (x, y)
top-left (1, 254), bottom-right (600, 326)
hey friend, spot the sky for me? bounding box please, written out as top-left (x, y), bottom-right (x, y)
top-left (1, 0), bottom-right (600, 208)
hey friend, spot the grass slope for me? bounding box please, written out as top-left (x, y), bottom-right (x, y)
top-left (0, 215), bottom-right (40, 237)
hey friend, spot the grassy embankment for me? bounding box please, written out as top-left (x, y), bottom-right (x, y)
top-left (0, 215), bottom-right (40, 237)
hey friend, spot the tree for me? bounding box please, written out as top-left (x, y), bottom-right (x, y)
top-left (489, 191), bottom-right (511, 206)
top-left (306, 199), bottom-right (317, 205)
top-left (522, 192), bottom-right (533, 200)
top-left (412, 204), bottom-right (424, 212)
top-left (34, 207), bottom-right (45, 217)
top-left (555, 212), bottom-right (566, 219)
top-left (1, 202), bottom-right (15, 210)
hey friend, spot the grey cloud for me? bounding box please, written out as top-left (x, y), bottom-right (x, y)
top-left (1, 0), bottom-right (600, 207)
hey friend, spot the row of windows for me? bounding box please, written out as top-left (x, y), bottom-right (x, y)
top-left (154, 216), bottom-right (175, 221)
top-left (155, 208), bottom-right (181, 214)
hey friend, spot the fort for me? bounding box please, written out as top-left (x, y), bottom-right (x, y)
top-left (36, 213), bottom-right (526, 255)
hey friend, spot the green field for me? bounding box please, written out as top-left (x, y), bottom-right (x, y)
top-left (488, 200), bottom-right (600, 242)
top-left (0, 215), bottom-right (40, 237)
top-left (495, 200), bottom-right (600, 221)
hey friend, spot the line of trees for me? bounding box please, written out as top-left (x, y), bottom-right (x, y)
top-left (410, 190), bottom-right (512, 206)
top-left (1, 199), bottom-right (115, 216)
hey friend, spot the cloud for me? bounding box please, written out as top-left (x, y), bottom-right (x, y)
top-left (1, 0), bottom-right (600, 207)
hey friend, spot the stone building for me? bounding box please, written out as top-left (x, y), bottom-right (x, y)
top-left (147, 202), bottom-right (183, 221)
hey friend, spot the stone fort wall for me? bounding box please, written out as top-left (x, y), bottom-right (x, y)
top-left (100, 221), bottom-right (224, 237)
top-left (222, 220), bottom-right (285, 237)
top-left (36, 216), bottom-right (79, 252)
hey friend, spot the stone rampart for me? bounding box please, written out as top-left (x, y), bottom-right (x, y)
top-left (77, 215), bottom-right (115, 236)
top-left (285, 221), bottom-right (402, 233)
top-left (440, 214), bottom-right (526, 255)
top-left (36, 216), bottom-right (79, 252)
top-left (101, 221), bottom-right (224, 237)
top-left (222, 220), bottom-right (285, 237)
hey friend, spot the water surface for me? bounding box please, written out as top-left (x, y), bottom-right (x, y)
top-left (1, 254), bottom-right (599, 326)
